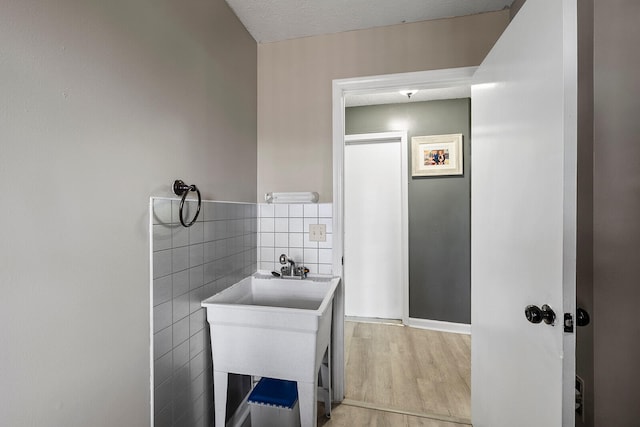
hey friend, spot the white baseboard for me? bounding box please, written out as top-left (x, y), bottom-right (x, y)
top-left (345, 316), bottom-right (403, 325)
top-left (407, 317), bottom-right (471, 335)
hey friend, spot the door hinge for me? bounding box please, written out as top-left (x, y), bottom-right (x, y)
top-left (564, 313), bottom-right (574, 333)
top-left (341, 256), bottom-right (344, 265)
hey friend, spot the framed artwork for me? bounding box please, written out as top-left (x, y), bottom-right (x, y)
top-left (411, 134), bottom-right (463, 177)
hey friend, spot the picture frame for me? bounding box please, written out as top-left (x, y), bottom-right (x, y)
top-left (411, 133), bottom-right (463, 177)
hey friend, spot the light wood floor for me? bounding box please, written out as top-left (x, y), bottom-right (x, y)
top-left (341, 320), bottom-right (471, 423)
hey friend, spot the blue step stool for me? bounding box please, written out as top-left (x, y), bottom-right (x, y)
top-left (248, 378), bottom-right (301, 427)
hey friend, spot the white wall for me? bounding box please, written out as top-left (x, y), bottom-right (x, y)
top-left (0, 1), bottom-right (256, 425)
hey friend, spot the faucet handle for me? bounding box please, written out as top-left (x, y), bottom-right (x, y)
top-left (279, 254), bottom-right (288, 265)
top-left (294, 266), bottom-right (309, 278)
top-left (280, 265), bottom-right (291, 276)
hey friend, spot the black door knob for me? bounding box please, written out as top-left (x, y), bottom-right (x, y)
top-left (540, 304), bottom-right (556, 325)
top-left (525, 304), bottom-right (556, 325)
top-left (525, 305), bottom-right (543, 324)
top-left (577, 307), bottom-right (590, 327)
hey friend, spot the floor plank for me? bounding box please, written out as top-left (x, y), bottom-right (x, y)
top-left (344, 321), bottom-right (471, 422)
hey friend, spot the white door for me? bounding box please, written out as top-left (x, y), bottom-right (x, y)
top-left (471, 0), bottom-right (576, 426)
top-left (344, 133), bottom-right (407, 320)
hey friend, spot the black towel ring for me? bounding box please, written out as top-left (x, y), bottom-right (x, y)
top-left (173, 180), bottom-right (201, 227)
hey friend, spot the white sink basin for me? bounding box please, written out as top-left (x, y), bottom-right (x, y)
top-left (205, 274), bottom-right (337, 307)
top-left (201, 274), bottom-right (340, 427)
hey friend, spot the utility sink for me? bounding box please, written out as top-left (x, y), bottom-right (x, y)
top-left (201, 274), bottom-right (340, 427)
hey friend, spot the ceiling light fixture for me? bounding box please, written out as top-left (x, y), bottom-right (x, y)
top-left (399, 89), bottom-right (419, 99)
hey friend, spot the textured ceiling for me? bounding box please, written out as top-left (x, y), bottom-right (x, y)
top-left (226, 0), bottom-right (514, 43)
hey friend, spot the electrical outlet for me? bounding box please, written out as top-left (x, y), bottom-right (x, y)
top-left (309, 224), bottom-right (326, 242)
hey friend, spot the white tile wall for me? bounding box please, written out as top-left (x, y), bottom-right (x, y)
top-left (257, 203), bottom-right (333, 275)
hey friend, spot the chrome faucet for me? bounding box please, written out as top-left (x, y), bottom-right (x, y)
top-left (279, 254), bottom-right (307, 279)
top-left (279, 253), bottom-right (295, 276)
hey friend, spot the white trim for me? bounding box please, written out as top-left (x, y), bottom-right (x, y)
top-left (344, 131), bottom-right (409, 325)
top-left (331, 78), bottom-right (346, 403)
top-left (344, 131), bottom-right (404, 144)
top-left (332, 67), bottom-right (476, 403)
top-left (345, 316), bottom-right (403, 326)
top-left (407, 317), bottom-right (471, 335)
top-left (148, 198), bottom-right (154, 427)
top-left (334, 67), bottom-right (477, 96)
top-left (561, 0), bottom-right (578, 424)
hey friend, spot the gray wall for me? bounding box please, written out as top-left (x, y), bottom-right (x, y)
top-left (152, 199), bottom-right (257, 427)
top-left (576, 0), bottom-right (594, 425)
top-left (0, 1), bottom-right (257, 426)
top-left (346, 99), bottom-right (471, 323)
top-left (593, 0), bottom-right (640, 425)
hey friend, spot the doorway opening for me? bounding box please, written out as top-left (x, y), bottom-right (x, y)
top-left (331, 67), bottom-right (476, 422)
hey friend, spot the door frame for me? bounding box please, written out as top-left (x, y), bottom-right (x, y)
top-left (331, 67), bottom-right (477, 400)
top-left (344, 131), bottom-right (409, 322)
